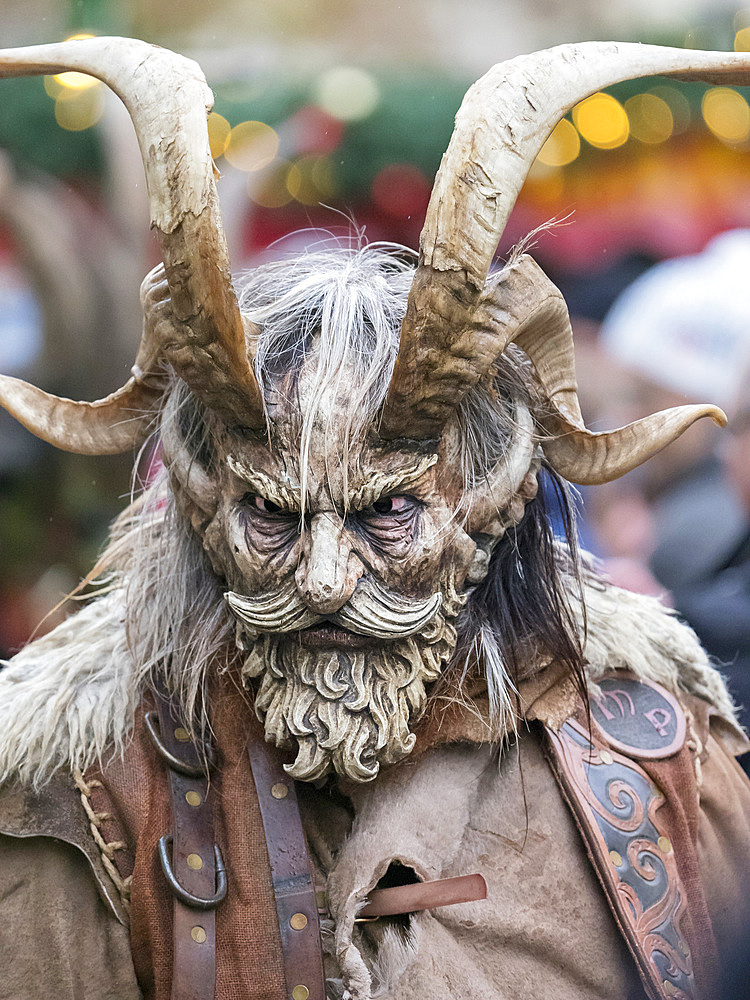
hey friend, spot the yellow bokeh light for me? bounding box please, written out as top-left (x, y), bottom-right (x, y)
top-left (54, 38), bottom-right (99, 92)
top-left (313, 67), bottom-right (379, 122)
top-left (702, 87), bottom-right (750, 143)
top-left (286, 155), bottom-right (337, 205)
top-left (54, 71), bottom-right (99, 91)
top-left (536, 118), bottom-right (580, 166)
top-left (207, 113), bottom-right (231, 159)
top-left (224, 121), bottom-right (279, 172)
top-left (625, 93), bottom-right (674, 144)
top-left (573, 93), bottom-right (629, 149)
top-left (44, 75), bottom-right (64, 99)
top-left (247, 160), bottom-right (295, 208)
top-left (735, 26), bottom-right (750, 50)
top-left (54, 87), bottom-right (105, 131)
top-left (649, 85), bottom-right (692, 133)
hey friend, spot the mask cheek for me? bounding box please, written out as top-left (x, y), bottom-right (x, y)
top-left (198, 506), bottom-right (259, 587)
top-left (218, 509), bottom-right (297, 591)
top-left (201, 512), bottom-right (233, 581)
top-left (405, 516), bottom-right (478, 594)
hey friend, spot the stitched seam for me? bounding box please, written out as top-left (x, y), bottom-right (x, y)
top-left (73, 768), bottom-right (132, 915)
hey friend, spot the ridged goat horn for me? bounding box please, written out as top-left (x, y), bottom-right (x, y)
top-left (486, 255), bottom-right (727, 484)
top-left (0, 36), bottom-right (264, 455)
top-left (380, 42), bottom-right (750, 474)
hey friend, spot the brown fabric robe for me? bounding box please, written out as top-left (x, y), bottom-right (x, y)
top-left (0, 673), bottom-right (749, 1000)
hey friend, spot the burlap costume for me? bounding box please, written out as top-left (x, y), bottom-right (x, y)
top-left (1, 581), bottom-right (749, 1000)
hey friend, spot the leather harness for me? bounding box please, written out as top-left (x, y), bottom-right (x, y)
top-left (146, 685), bottom-right (485, 1000)
top-left (246, 738), bottom-right (326, 1000)
top-left (147, 690), bottom-right (330, 1000)
top-left (141, 672), bottom-right (701, 1000)
top-left (147, 694), bottom-right (225, 1000)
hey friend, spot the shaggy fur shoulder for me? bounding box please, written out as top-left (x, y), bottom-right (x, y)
top-left (0, 590), bottom-right (137, 788)
top-left (0, 577), bottom-right (740, 788)
top-left (580, 577), bottom-right (738, 723)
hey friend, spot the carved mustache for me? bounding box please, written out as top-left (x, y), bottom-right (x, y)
top-left (225, 577), bottom-right (442, 640)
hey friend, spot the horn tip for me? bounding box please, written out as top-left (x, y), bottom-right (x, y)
top-left (707, 405), bottom-right (728, 428)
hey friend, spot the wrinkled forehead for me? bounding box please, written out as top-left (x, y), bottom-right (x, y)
top-left (226, 438), bottom-right (442, 512)
top-left (220, 360), bottom-right (460, 511)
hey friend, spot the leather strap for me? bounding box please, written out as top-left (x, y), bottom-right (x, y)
top-left (152, 692), bottom-right (219, 1000)
top-left (545, 690), bottom-right (698, 1000)
top-left (248, 737), bottom-right (327, 1000)
top-left (358, 872), bottom-right (487, 918)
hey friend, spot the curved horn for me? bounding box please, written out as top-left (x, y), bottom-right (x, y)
top-left (381, 42), bottom-right (750, 440)
top-left (496, 257), bottom-right (728, 483)
top-left (542, 405), bottom-right (727, 485)
top-left (451, 252), bottom-right (727, 483)
top-left (0, 36), bottom-right (264, 454)
top-left (0, 373), bottom-right (158, 454)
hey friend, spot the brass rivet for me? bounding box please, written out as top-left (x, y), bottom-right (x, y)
top-left (658, 836), bottom-right (672, 854)
top-left (187, 853), bottom-right (204, 871)
top-left (191, 926), bottom-right (207, 944)
top-left (174, 726), bottom-right (191, 742)
top-left (599, 750), bottom-right (613, 765)
top-left (290, 912), bottom-right (308, 931)
top-left (292, 987), bottom-right (309, 1000)
top-left (271, 782), bottom-right (289, 799)
top-left (609, 850), bottom-right (623, 867)
top-left (186, 791), bottom-right (202, 807)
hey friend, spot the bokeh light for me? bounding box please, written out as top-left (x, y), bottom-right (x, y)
top-left (54, 86), bottom-right (105, 131)
top-left (313, 66), bottom-right (379, 122)
top-left (537, 118), bottom-right (580, 166)
top-left (287, 105), bottom-right (344, 156)
top-left (649, 85), bottom-right (692, 133)
top-left (702, 87), bottom-right (750, 144)
top-left (735, 26), bottom-right (750, 50)
top-left (247, 159), bottom-right (295, 208)
top-left (286, 155), bottom-right (337, 205)
top-left (224, 121), bottom-right (279, 171)
top-left (207, 112), bottom-right (231, 159)
top-left (53, 33), bottom-right (99, 92)
top-left (371, 163), bottom-right (431, 218)
top-left (625, 93), bottom-right (674, 144)
top-left (573, 93), bottom-right (629, 149)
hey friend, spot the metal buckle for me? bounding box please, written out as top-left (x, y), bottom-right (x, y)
top-left (158, 834), bottom-right (228, 910)
top-left (144, 710), bottom-right (216, 777)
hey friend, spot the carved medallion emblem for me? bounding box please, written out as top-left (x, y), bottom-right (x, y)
top-left (591, 674), bottom-right (686, 759)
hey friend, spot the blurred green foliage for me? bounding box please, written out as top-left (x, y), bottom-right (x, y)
top-left (0, 77), bottom-right (102, 178)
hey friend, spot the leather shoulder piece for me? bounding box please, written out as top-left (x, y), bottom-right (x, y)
top-left (589, 673), bottom-right (686, 759)
top-left (544, 673), bottom-right (705, 1000)
top-left (0, 773), bottom-right (129, 925)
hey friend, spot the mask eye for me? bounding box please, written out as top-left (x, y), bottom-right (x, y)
top-left (243, 493), bottom-right (283, 515)
top-left (370, 496), bottom-right (410, 516)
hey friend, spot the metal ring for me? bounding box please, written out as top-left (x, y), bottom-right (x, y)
top-left (158, 834), bottom-right (227, 910)
top-left (144, 711), bottom-right (216, 777)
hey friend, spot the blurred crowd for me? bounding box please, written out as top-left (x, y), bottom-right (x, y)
top-left (573, 229), bottom-right (750, 764)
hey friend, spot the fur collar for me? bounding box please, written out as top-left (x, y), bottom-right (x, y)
top-left (0, 576), bottom-right (739, 788)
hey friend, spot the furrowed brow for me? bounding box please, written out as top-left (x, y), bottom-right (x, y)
top-left (227, 455), bottom-right (301, 511)
top-left (348, 453), bottom-right (438, 510)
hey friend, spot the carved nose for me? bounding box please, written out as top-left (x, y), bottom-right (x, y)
top-left (295, 513), bottom-right (364, 614)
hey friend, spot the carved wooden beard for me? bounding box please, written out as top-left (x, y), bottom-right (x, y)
top-left (227, 573), bottom-right (466, 781)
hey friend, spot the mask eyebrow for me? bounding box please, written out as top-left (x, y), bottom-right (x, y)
top-left (348, 453), bottom-right (438, 510)
top-left (227, 455), bottom-right (301, 512)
